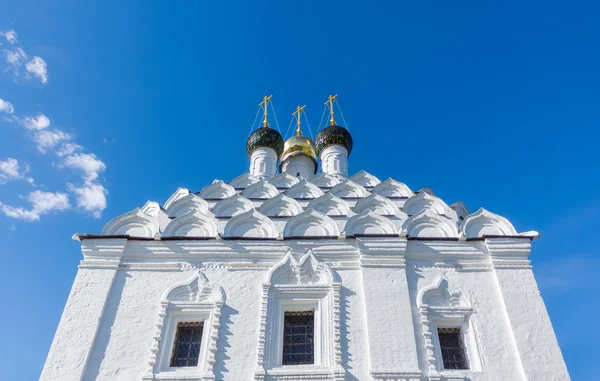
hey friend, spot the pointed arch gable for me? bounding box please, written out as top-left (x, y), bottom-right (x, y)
top-left (283, 209), bottom-right (340, 238)
top-left (267, 249), bottom-right (339, 286)
top-left (258, 193), bottom-right (303, 217)
top-left (403, 191), bottom-right (449, 216)
top-left (345, 210), bottom-right (397, 237)
top-left (460, 207), bottom-right (517, 238)
top-left (229, 172), bottom-right (260, 189)
top-left (307, 193), bottom-right (350, 216)
top-left (163, 187), bottom-right (190, 211)
top-left (354, 193), bottom-right (400, 216)
top-left (223, 209), bottom-right (277, 239)
top-left (402, 209), bottom-right (459, 238)
top-left (241, 180), bottom-right (280, 199)
top-left (372, 178), bottom-right (413, 198)
top-left (310, 172), bottom-right (342, 188)
top-left (329, 179), bottom-right (371, 198)
top-left (199, 180), bottom-right (237, 200)
top-left (285, 179), bottom-right (325, 199)
top-left (164, 193), bottom-right (209, 218)
top-left (102, 204), bottom-right (159, 238)
top-left (212, 194), bottom-right (255, 217)
top-left (349, 170), bottom-right (381, 187)
top-left (162, 210), bottom-right (219, 238)
top-left (268, 172), bottom-right (300, 189)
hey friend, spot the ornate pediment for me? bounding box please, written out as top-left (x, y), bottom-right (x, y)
top-left (267, 250), bottom-right (337, 286)
top-left (418, 278), bottom-right (468, 308)
top-left (310, 172), bottom-right (342, 188)
top-left (372, 178), bottom-right (413, 198)
top-left (307, 193), bottom-right (350, 216)
top-left (349, 170), bottom-right (381, 187)
top-left (199, 180), bottom-right (236, 200)
top-left (460, 207), bottom-right (517, 238)
top-left (354, 193), bottom-right (400, 216)
top-left (345, 210), bottom-right (397, 237)
top-left (162, 210), bottom-right (218, 238)
top-left (241, 180), bottom-right (280, 199)
top-left (285, 179), bottom-right (325, 199)
top-left (258, 193), bottom-right (303, 217)
top-left (164, 193), bottom-right (209, 218)
top-left (102, 201), bottom-right (160, 238)
top-left (402, 209), bottom-right (458, 238)
top-left (212, 194), bottom-right (255, 217)
top-left (268, 172), bottom-right (300, 189)
top-left (403, 191), bottom-right (449, 216)
top-left (283, 209), bottom-right (340, 238)
top-left (223, 209), bottom-right (277, 239)
top-left (229, 172), bottom-right (260, 189)
top-left (329, 179), bottom-right (371, 198)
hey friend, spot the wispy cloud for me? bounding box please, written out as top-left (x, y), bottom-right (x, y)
top-left (0, 30), bottom-right (17, 44)
top-left (69, 182), bottom-right (108, 219)
top-left (1, 30), bottom-right (48, 84)
top-left (22, 113), bottom-right (50, 130)
top-left (25, 56), bottom-right (48, 83)
top-left (63, 152), bottom-right (106, 182)
top-left (0, 97), bottom-right (14, 113)
top-left (33, 129), bottom-right (70, 153)
top-left (0, 190), bottom-right (69, 221)
top-left (0, 158), bottom-right (34, 184)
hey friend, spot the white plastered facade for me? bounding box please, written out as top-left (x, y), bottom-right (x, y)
top-left (41, 170), bottom-right (570, 381)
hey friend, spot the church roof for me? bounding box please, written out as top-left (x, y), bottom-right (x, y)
top-left (89, 170), bottom-right (538, 241)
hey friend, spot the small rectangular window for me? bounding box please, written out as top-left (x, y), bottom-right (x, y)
top-left (438, 327), bottom-right (468, 370)
top-left (282, 311), bottom-right (314, 365)
top-left (170, 322), bottom-right (203, 367)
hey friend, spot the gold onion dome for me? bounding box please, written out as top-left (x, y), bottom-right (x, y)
top-left (315, 125), bottom-right (353, 157)
top-left (280, 134), bottom-right (317, 163)
top-left (246, 126), bottom-right (284, 157)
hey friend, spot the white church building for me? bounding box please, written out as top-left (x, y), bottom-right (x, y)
top-left (41, 96), bottom-right (570, 381)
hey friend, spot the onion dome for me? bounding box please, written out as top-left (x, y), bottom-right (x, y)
top-left (315, 125), bottom-right (353, 157)
top-left (280, 134), bottom-right (317, 163)
top-left (246, 127), bottom-right (284, 157)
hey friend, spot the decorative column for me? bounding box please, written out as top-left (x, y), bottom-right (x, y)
top-left (357, 238), bottom-right (421, 381)
top-left (40, 238), bottom-right (126, 381)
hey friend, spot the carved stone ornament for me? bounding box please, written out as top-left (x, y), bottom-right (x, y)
top-left (101, 201), bottom-right (160, 238)
top-left (223, 209), bottom-right (277, 239)
top-left (212, 194), bottom-right (255, 218)
top-left (349, 170), bottom-right (381, 187)
top-left (403, 192), bottom-right (449, 216)
top-left (285, 179), bottom-right (325, 199)
top-left (142, 271), bottom-right (225, 381)
top-left (402, 210), bottom-right (459, 238)
top-left (258, 193), bottom-right (304, 217)
top-left (162, 210), bottom-right (219, 238)
top-left (345, 210), bottom-right (397, 237)
top-left (198, 180), bottom-right (236, 200)
top-left (460, 207), bottom-right (518, 238)
top-left (283, 209), bottom-right (340, 238)
top-left (307, 193), bottom-right (351, 216)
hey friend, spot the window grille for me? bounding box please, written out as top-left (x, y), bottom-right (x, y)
top-left (170, 322), bottom-right (204, 367)
top-left (282, 311), bottom-right (314, 365)
top-left (438, 327), bottom-right (468, 370)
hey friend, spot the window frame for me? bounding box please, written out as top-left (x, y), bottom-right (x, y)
top-left (281, 309), bottom-right (316, 366)
top-left (434, 325), bottom-right (470, 371)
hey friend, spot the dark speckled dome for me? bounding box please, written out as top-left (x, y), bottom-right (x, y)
top-left (246, 127), bottom-right (284, 158)
top-left (315, 125), bottom-right (353, 157)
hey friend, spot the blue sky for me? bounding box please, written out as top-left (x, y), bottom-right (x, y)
top-left (1, 1), bottom-right (598, 379)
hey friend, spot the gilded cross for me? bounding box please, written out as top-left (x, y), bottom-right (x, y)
top-left (292, 105), bottom-right (306, 135)
top-left (324, 94), bottom-right (338, 126)
top-left (258, 95), bottom-right (273, 128)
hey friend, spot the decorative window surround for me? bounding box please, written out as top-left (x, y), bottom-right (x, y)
top-left (142, 271), bottom-right (225, 381)
top-left (417, 278), bottom-right (482, 381)
top-left (254, 250), bottom-right (345, 381)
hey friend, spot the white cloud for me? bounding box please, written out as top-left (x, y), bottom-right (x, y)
top-left (56, 142), bottom-right (82, 157)
top-left (0, 97), bottom-right (14, 113)
top-left (26, 56), bottom-right (48, 83)
top-left (70, 182), bottom-right (108, 218)
top-left (1, 30), bottom-right (17, 44)
top-left (22, 113), bottom-right (50, 130)
top-left (63, 152), bottom-right (106, 182)
top-left (0, 157), bottom-right (34, 184)
top-left (34, 129), bottom-right (70, 153)
top-left (5, 47), bottom-right (26, 65)
top-left (0, 190), bottom-right (69, 221)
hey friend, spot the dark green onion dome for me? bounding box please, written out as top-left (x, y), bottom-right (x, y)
top-left (314, 125), bottom-right (353, 157)
top-left (246, 127), bottom-right (284, 158)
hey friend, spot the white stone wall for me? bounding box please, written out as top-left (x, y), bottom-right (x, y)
top-left (41, 237), bottom-right (570, 381)
top-left (320, 145), bottom-right (348, 178)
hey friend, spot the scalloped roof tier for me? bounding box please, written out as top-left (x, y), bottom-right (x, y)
top-left (95, 170), bottom-right (531, 241)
